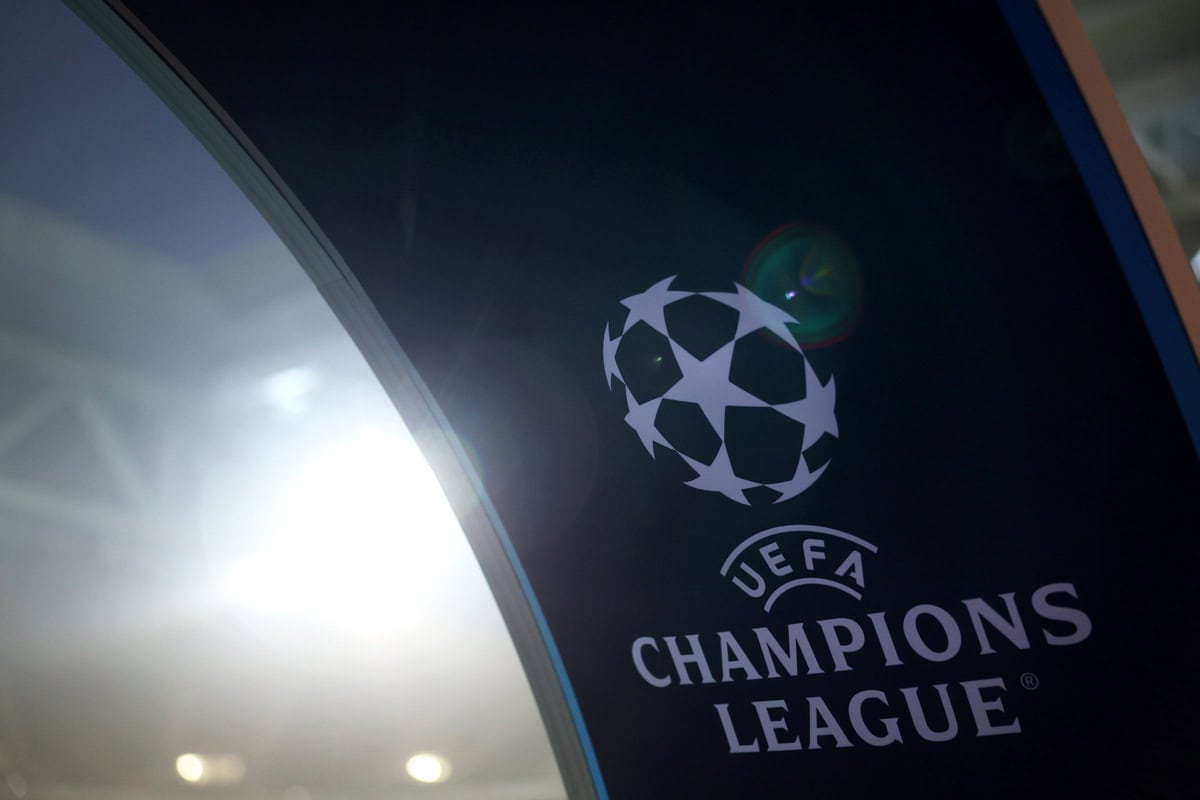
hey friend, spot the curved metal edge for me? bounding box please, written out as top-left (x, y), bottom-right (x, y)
top-left (59, 2), bottom-right (606, 797)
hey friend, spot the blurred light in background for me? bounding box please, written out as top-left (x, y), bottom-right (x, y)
top-left (175, 753), bottom-right (245, 786)
top-left (261, 365), bottom-right (322, 415)
top-left (219, 425), bottom-right (462, 635)
top-left (405, 753), bottom-right (451, 784)
top-left (175, 754), bottom-right (203, 783)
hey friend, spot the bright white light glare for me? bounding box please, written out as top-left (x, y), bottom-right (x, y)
top-left (175, 754), bottom-right (204, 783)
top-left (405, 752), bottom-right (451, 784)
top-left (221, 426), bottom-right (463, 634)
top-left (261, 366), bottom-right (321, 413)
top-left (1191, 248), bottom-right (1200, 282)
top-left (175, 753), bottom-right (245, 786)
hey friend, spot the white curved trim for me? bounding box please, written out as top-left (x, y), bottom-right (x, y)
top-left (764, 577), bottom-right (863, 611)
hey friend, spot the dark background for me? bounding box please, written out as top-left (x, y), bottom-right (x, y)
top-left (120, 1), bottom-right (1200, 796)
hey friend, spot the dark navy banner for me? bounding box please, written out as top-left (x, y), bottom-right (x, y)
top-left (109, 1), bottom-right (1200, 797)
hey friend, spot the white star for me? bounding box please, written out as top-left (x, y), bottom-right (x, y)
top-left (775, 360), bottom-right (838, 449)
top-left (624, 389), bottom-right (668, 456)
top-left (663, 339), bottom-right (767, 439)
top-left (768, 454), bottom-right (829, 504)
top-left (704, 283), bottom-right (802, 348)
top-left (620, 275), bottom-right (691, 336)
top-left (603, 323), bottom-right (621, 389)
top-left (678, 444), bottom-right (758, 505)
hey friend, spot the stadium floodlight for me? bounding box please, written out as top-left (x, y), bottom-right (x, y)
top-left (174, 753), bottom-right (245, 785)
top-left (405, 752), bottom-right (451, 784)
top-left (221, 424), bottom-right (463, 635)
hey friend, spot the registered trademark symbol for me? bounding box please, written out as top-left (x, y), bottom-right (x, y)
top-left (1020, 672), bottom-right (1039, 690)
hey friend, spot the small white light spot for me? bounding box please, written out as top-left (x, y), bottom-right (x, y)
top-left (176, 754), bottom-right (204, 783)
top-left (405, 752), bottom-right (451, 784)
top-left (174, 753), bottom-right (244, 785)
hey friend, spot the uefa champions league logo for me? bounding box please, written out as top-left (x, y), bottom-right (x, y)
top-left (603, 276), bottom-right (838, 505)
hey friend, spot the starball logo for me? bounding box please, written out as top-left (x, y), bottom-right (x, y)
top-left (604, 275), bottom-right (1094, 757)
top-left (602, 276), bottom-right (837, 504)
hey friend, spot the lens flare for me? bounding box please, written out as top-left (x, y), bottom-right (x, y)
top-left (742, 223), bottom-right (862, 348)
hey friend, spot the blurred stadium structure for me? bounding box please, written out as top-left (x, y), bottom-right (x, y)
top-left (0, 3), bottom-right (564, 799)
top-left (0, 198), bottom-right (567, 800)
top-left (1078, 0), bottom-right (1200, 280)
